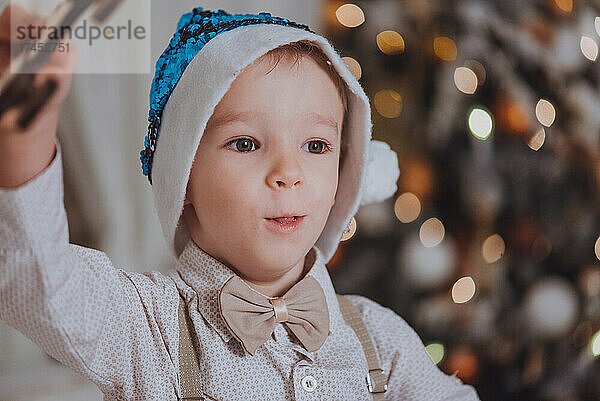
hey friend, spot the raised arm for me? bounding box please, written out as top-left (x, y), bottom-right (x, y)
top-left (0, 138), bottom-right (181, 398)
top-left (0, 5), bottom-right (180, 398)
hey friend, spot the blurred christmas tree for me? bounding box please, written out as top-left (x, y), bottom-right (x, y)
top-left (324, 1), bottom-right (600, 400)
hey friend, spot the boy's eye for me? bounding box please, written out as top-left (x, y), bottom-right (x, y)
top-left (225, 138), bottom-right (331, 154)
top-left (226, 137), bottom-right (258, 152)
top-left (303, 140), bottom-right (331, 154)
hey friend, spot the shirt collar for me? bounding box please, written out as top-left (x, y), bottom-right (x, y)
top-left (171, 239), bottom-right (344, 356)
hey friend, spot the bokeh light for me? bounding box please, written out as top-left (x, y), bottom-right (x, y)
top-left (535, 99), bottom-right (556, 127)
top-left (377, 30), bottom-right (405, 55)
top-left (340, 216), bottom-right (357, 241)
top-left (452, 276), bottom-right (477, 303)
top-left (580, 36), bottom-right (598, 61)
top-left (482, 234), bottom-right (505, 263)
top-left (454, 67), bottom-right (478, 94)
top-left (554, 0), bottom-right (573, 12)
top-left (447, 348), bottom-right (480, 381)
top-left (523, 277), bottom-right (579, 338)
top-left (401, 157), bottom-right (435, 201)
top-left (528, 127), bottom-right (546, 151)
top-left (342, 56), bottom-right (362, 80)
top-left (394, 192), bottom-right (421, 223)
top-left (579, 266), bottom-right (600, 297)
top-left (505, 100), bottom-right (529, 134)
top-left (400, 235), bottom-right (455, 290)
top-left (425, 342), bottom-right (445, 365)
top-left (591, 329), bottom-right (600, 357)
top-left (374, 89), bottom-right (403, 118)
top-left (464, 59), bottom-right (486, 86)
top-left (419, 217), bottom-right (445, 247)
top-left (433, 36), bottom-right (457, 61)
top-left (335, 3), bottom-right (365, 28)
top-left (532, 235), bottom-right (552, 262)
top-left (595, 235), bottom-right (600, 260)
top-left (468, 107), bottom-right (494, 140)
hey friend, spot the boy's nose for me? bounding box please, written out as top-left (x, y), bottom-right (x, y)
top-left (266, 154), bottom-right (304, 189)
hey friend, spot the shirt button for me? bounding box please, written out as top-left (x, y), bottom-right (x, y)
top-left (301, 375), bottom-right (317, 392)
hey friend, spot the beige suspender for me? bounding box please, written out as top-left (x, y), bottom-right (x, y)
top-left (178, 295), bottom-right (204, 400)
top-left (336, 294), bottom-right (388, 400)
top-left (177, 293), bottom-right (388, 400)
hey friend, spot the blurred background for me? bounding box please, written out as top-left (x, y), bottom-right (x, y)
top-left (1, 0), bottom-right (600, 400)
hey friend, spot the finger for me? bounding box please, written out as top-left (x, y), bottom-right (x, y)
top-left (0, 61), bottom-right (75, 134)
top-left (0, 4), bottom-right (44, 42)
top-left (0, 41), bottom-right (9, 73)
top-left (0, 106), bottom-right (21, 134)
top-left (0, 4), bottom-right (21, 40)
top-left (0, 76), bottom-right (61, 136)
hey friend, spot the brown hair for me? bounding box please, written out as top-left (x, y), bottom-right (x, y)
top-left (260, 40), bottom-right (349, 113)
top-left (257, 40), bottom-right (349, 163)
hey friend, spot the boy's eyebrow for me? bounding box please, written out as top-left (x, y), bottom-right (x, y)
top-left (206, 110), bottom-right (255, 130)
top-left (304, 111), bottom-right (339, 134)
top-left (206, 110), bottom-right (339, 134)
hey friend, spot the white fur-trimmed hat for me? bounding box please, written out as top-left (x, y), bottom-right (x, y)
top-left (141, 8), bottom-right (399, 264)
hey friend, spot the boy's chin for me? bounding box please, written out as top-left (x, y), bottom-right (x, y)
top-left (253, 243), bottom-right (313, 269)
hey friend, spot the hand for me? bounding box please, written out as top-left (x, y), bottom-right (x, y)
top-left (0, 3), bottom-right (78, 188)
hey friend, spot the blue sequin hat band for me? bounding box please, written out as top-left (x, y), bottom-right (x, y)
top-left (140, 7), bottom-right (313, 184)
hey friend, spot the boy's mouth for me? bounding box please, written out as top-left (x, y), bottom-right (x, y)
top-left (265, 215), bottom-right (306, 223)
top-left (264, 214), bottom-right (306, 233)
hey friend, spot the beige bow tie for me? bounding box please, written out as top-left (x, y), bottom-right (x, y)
top-left (218, 274), bottom-right (330, 356)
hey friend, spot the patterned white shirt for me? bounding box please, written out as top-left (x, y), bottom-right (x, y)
top-left (0, 142), bottom-right (481, 400)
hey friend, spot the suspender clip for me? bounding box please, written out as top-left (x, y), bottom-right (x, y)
top-left (366, 368), bottom-right (388, 393)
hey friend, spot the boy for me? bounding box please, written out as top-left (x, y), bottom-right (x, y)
top-left (0, 5), bottom-right (481, 400)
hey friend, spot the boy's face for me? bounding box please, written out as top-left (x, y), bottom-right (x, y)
top-left (183, 54), bottom-right (344, 283)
